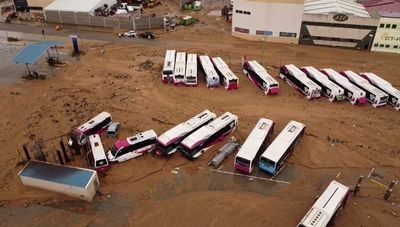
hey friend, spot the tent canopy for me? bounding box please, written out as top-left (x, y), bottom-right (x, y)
top-left (13, 41), bottom-right (64, 65)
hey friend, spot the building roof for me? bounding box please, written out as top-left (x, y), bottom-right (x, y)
top-left (13, 41), bottom-right (63, 64)
top-left (304, 0), bottom-right (371, 17)
top-left (44, 0), bottom-right (115, 13)
top-left (18, 161), bottom-right (96, 188)
top-left (362, 0), bottom-right (400, 18)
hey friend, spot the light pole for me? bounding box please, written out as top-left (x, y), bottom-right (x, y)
top-left (367, 33), bottom-right (374, 51)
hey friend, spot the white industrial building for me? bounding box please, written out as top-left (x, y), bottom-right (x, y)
top-left (299, 0), bottom-right (379, 50)
top-left (363, 0), bottom-right (400, 54)
top-left (231, 0), bottom-right (305, 44)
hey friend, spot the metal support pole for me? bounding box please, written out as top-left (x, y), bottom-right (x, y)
top-left (56, 150), bottom-right (64, 165)
top-left (384, 181), bottom-right (396, 201)
top-left (60, 140), bottom-right (70, 163)
top-left (354, 176), bottom-right (364, 196)
top-left (22, 144), bottom-right (31, 161)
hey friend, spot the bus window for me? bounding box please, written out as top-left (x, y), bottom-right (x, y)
top-left (261, 157), bottom-right (275, 167)
top-left (236, 157), bottom-right (250, 166)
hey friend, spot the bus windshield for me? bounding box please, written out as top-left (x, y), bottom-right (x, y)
top-left (261, 157), bottom-right (275, 167)
top-left (163, 70), bottom-right (173, 75)
top-left (236, 156), bottom-right (250, 166)
top-left (110, 145), bottom-right (118, 156)
top-left (96, 159), bottom-right (108, 168)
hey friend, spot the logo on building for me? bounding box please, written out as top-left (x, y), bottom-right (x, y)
top-left (380, 33), bottom-right (400, 42)
top-left (333, 14), bottom-right (349, 22)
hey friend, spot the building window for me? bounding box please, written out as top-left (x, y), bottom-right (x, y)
top-left (301, 34), bottom-right (311, 40)
top-left (29, 7), bottom-right (43, 11)
top-left (385, 24), bottom-right (391, 28)
top-left (379, 23), bottom-right (385, 28)
top-left (373, 43), bottom-right (378, 47)
top-left (394, 45), bottom-right (399, 48)
top-left (379, 44), bottom-right (384, 47)
top-left (235, 10), bottom-right (243, 14)
top-left (392, 24), bottom-right (397, 29)
top-left (244, 11), bottom-right (251, 15)
top-left (385, 44), bottom-right (390, 48)
top-left (280, 32), bottom-right (297, 38)
top-left (234, 27), bottom-right (249, 34)
top-left (235, 10), bottom-right (251, 15)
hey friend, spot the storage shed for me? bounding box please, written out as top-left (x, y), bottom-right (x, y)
top-left (18, 160), bottom-right (99, 202)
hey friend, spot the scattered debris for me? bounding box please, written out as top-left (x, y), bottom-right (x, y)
top-left (139, 60), bottom-right (154, 70)
top-left (10, 91), bottom-right (21, 96)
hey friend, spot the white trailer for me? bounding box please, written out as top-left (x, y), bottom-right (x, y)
top-left (18, 160), bottom-right (99, 202)
top-left (360, 72), bottom-right (400, 111)
top-left (198, 55), bottom-right (220, 88)
top-left (185, 53), bottom-right (197, 85)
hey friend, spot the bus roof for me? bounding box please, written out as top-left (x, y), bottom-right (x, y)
top-left (182, 112), bottom-right (238, 149)
top-left (212, 57), bottom-right (239, 81)
top-left (299, 180), bottom-right (349, 227)
top-left (211, 57), bottom-right (228, 68)
top-left (199, 55), bottom-right (213, 66)
top-left (261, 120), bottom-right (305, 163)
top-left (284, 64), bottom-right (321, 90)
top-left (360, 72), bottom-right (400, 97)
top-left (247, 61), bottom-right (279, 85)
top-left (186, 54), bottom-right (197, 76)
top-left (78, 111), bottom-right (111, 132)
top-left (321, 68), bottom-right (365, 94)
top-left (342, 70), bottom-right (387, 97)
top-left (163, 50), bottom-right (176, 70)
top-left (157, 110), bottom-right (216, 146)
top-left (115, 130), bottom-right (157, 150)
top-left (199, 56), bottom-right (219, 80)
top-left (89, 134), bottom-right (106, 161)
top-left (236, 118), bottom-right (274, 161)
top-left (302, 66), bottom-right (342, 91)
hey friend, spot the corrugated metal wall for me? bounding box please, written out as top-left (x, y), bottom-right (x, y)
top-left (44, 10), bottom-right (165, 30)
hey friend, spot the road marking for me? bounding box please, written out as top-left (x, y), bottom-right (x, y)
top-left (217, 165), bottom-right (224, 171)
top-left (209, 169), bottom-right (290, 185)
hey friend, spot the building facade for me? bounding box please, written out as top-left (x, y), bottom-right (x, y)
top-left (363, 0), bottom-right (400, 54)
top-left (299, 0), bottom-right (378, 50)
top-left (231, 0), bottom-right (305, 44)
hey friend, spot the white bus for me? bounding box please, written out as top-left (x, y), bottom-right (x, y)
top-left (234, 118), bottom-right (275, 174)
top-left (185, 53), bottom-right (197, 86)
top-left (243, 60), bottom-right (280, 95)
top-left (107, 130), bottom-right (157, 163)
top-left (88, 134), bottom-right (110, 173)
top-left (301, 66), bottom-right (345, 102)
top-left (259, 120), bottom-right (305, 175)
top-left (279, 64), bottom-right (321, 99)
top-left (320, 68), bottom-right (367, 105)
top-left (156, 110), bottom-right (217, 156)
top-left (71, 111), bottom-right (112, 146)
top-left (173, 52), bottom-right (186, 85)
top-left (341, 70), bottom-right (388, 108)
top-left (360, 72), bottom-right (400, 111)
top-left (180, 112), bottom-right (238, 159)
top-left (212, 57), bottom-right (239, 90)
top-left (198, 55), bottom-right (220, 88)
top-left (162, 50), bottom-right (176, 83)
top-left (298, 180), bottom-right (350, 227)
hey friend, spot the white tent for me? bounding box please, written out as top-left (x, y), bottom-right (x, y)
top-left (304, 0), bottom-right (371, 17)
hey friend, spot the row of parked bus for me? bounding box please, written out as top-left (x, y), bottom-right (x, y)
top-left (234, 118), bottom-right (305, 175)
top-left (69, 110), bottom-right (239, 172)
top-left (162, 50), bottom-right (239, 90)
top-left (280, 64), bottom-right (400, 110)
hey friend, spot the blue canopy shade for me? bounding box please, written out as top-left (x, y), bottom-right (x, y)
top-left (13, 41), bottom-right (64, 65)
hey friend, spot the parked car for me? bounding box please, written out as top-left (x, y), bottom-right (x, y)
top-left (118, 30), bottom-right (137, 38)
top-left (138, 31), bottom-right (155, 40)
top-left (107, 122), bottom-right (120, 138)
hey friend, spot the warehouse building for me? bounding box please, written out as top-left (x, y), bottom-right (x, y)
top-left (44, 0), bottom-right (116, 24)
top-left (231, 0), bottom-right (305, 44)
top-left (363, 0), bottom-right (400, 54)
top-left (299, 0), bottom-right (378, 50)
